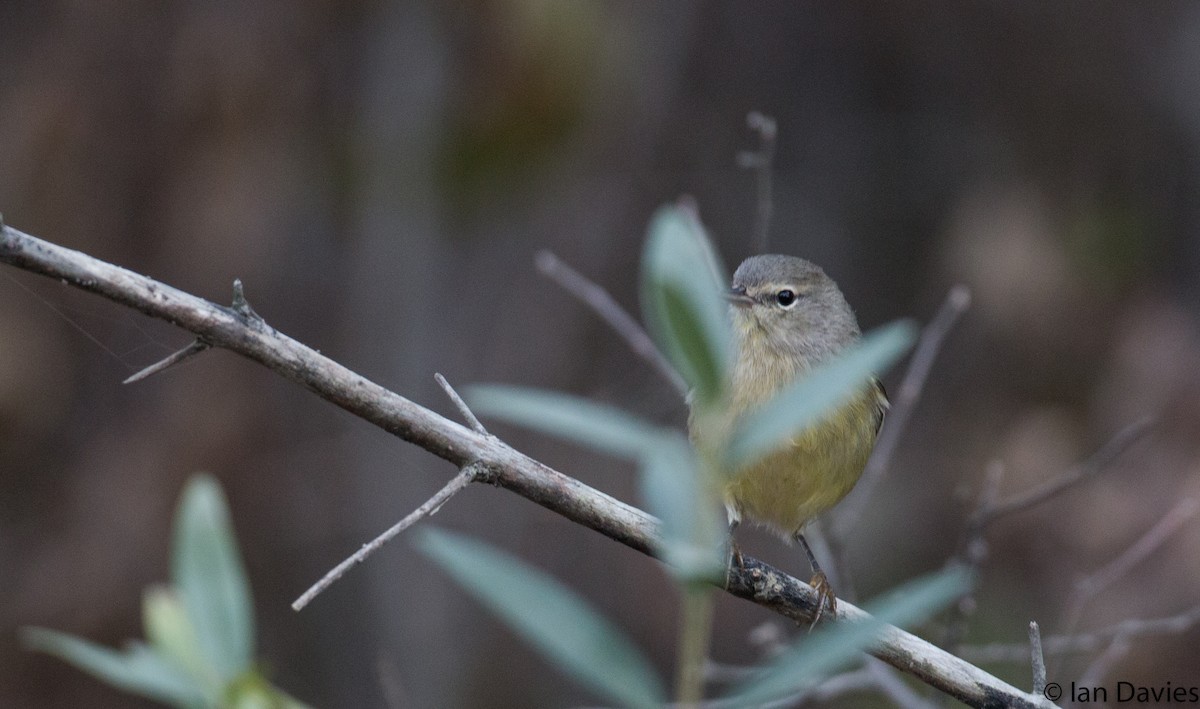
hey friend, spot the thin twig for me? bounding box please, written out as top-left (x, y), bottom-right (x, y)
top-left (122, 338), bottom-right (210, 384)
top-left (0, 223), bottom-right (1055, 709)
top-left (535, 250), bottom-right (687, 396)
top-left (985, 417), bottom-right (1153, 522)
top-left (1028, 621), bottom-right (1046, 694)
top-left (961, 606), bottom-right (1200, 663)
top-left (737, 111), bottom-right (777, 253)
top-left (435, 372), bottom-right (487, 435)
top-left (941, 461), bottom-right (1005, 654)
top-left (1057, 497), bottom-right (1198, 650)
top-left (1073, 633), bottom-right (1132, 698)
top-left (833, 285), bottom-right (971, 538)
top-left (375, 653), bottom-right (410, 709)
top-left (292, 463), bottom-right (481, 611)
top-left (865, 657), bottom-right (941, 709)
top-left (674, 195), bottom-right (727, 292)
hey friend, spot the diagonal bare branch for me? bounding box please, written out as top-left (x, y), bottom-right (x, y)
top-left (0, 222), bottom-right (1053, 709)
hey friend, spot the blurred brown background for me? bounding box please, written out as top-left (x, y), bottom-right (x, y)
top-left (3, 2), bottom-right (1199, 707)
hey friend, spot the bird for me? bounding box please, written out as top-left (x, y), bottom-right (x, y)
top-left (689, 254), bottom-right (887, 623)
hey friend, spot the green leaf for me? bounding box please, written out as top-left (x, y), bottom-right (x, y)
top-left (467, 384), bottom-right (725, 581)
top-left (726, 320), bottom-right (917, 470)
top-left (722, 566), bottom-right (973, 707)
top-left (413, 527), bottom-right (666, 709)
top-left (639, 434), bottom-right (726, 583)
top-left (641, 205), bottom-right (731, 404)
top-left (143, 586), bottom-right (215, 689)
top-left (466, 385), bottom-right (663, 459)
top-left (171, 474), bottom-right (255, 684)
top-left (23, 628), bottom-right (208, 707)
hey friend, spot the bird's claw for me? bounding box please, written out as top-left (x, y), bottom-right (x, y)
top-left (808, 571), bottom-right (837, 631)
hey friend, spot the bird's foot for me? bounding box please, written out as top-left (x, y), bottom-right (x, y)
top-left (808, 570), bottom-right (837, 631)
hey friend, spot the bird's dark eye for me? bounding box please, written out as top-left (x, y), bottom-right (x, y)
top-left (776, 289), bottom-right (797, 307)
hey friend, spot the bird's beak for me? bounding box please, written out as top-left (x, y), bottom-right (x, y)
top-left (724, 286), bottom-right (755, 308)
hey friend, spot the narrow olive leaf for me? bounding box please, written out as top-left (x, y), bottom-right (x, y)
top-left (413, 527), bottom-right (666, 709)
top-left (726, 320), bottom-right (917, 470)
top-left (722, 566), bottom-right (973, 708)
top-left (466, 385), bottom-right (663, 459)
top-left (171, 474), bottom-right (255, 684)
top-left (22, 628), bottom-right (209, 707)
top-left (641, 205), bottom-right (731, 404)
top-left (143, 586), bottom-right (215, 689)
top-left (639, 433), bottom-right (726, 583)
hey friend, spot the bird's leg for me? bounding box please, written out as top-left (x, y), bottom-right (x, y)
top-left (795, 532), bottom-right (836, 628)
top-left (727, 519), bottom-right (744, 570)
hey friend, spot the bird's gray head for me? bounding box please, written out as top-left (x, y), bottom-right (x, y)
top-left (727, 254), bottom-right (862, 366)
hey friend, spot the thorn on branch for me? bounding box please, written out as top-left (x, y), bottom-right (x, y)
top-left (231, 278), bottom-right (262, 322)
top-left (292, 462), bottom-right (482, 611)
top-left (1029, 621), bottom-right (1046, 694)
top-left (435, 372), bottom-right (487, 435)
top-left (123, 339), bottom-right (211, 384)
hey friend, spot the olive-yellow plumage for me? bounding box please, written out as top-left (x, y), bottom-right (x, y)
top-left (690, 254), bottom-right (887, 619)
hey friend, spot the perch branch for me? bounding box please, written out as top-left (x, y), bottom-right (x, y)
top-left (0, 223), bottom-right (1052, 709)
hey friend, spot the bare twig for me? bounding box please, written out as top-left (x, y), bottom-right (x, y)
top-left (674, 195), bottom-right (727, 292)
top-left (1073, 633), bottom-right (1132, 699)
top-left (535, 250), bottom-right (687, 396)
top-left (865, 657), bottom-right (941, 709)
top-left (1057, 497), bottom-right (1198, 648)
top-left (941, 461), bottom-right (1005, 653)
top-left (703, 659), bottom-right (936, 709)
top-left (833, 285), bottom-right (972, 538)
top-left (375, 653), bottom-right (410, 709)
top-left (1028, 621), bottom-right (1046, 694)
top-left (435, 372), bottom-right (487, 435)
top-left (961, 606), bottom-right (1200, 663)
top-left (737, 111), bottom-right (777, 253)
top-left (0, 223), bottom-right (1054, 709)
top-left (985, 417), bottom-right (1153, 522)
top-left (775, 666), bottom-right (875, 708)
top-left (292, 463), bottom-right (481, 610)
top-left (122, 338), bottom-right (210, 384)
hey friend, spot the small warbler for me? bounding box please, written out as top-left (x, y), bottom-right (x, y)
top-left (689, 254), bottom-right (887, 621)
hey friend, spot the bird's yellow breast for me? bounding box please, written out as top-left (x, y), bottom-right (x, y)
top-left (716, 318), bottom-right (884, 537)
top-left (723, 387), bottom-right (881, 536)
